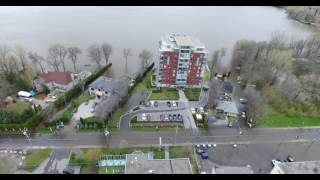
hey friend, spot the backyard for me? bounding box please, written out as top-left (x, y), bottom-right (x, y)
top-left (23, 149), bottom-right (52, 172)
top-left (149, 87), bottom-right (179, 100)
top-left (5, 101), bottom-right (29, 114)
top-left (257, 105), bottom-right (320, 127)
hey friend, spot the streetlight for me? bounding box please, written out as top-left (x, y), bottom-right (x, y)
top-left (22, 128), bottom-right (32, 146)
top-left (105, 128), bottom-right (110, 148)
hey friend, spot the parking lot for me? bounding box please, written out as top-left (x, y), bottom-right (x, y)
top-left (137, 111), bottom-right (184, 123)
top-left (143, 100), bottom-right (184, 109)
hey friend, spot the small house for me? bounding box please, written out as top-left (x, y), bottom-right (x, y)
top-left (216, 100), bottom-right (239, 117)
top-left (34, 71), bottom-right (75, 92)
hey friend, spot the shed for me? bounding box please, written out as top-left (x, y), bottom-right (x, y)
top-left (216, 100), bottom-right (239, 117)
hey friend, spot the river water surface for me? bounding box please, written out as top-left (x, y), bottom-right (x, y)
top-left (0, 6), bottom-right (313, 78)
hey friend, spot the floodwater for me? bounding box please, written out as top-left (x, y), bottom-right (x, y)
top-left (0, 6), bottom-right (313, 78)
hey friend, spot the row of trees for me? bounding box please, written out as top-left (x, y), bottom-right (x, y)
top-left (230, 31), bottom-right (320, 119)
top-left (284, 6), bottom-right (320, 24)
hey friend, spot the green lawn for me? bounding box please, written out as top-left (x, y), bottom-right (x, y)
top-left (80, 165), bottom-right (98, 174)
top-left (98, 166), bottom-right (125, 174)
top-left (107, 107), bottom-right (124, 130)
top-left (204, 67), bottom-right (210, 83)
top-left (69, 147), bottom-right (165, 166)
top-left (184, 88), bottom-right (201, 101)
top-left (169, 146), bottom-right (199, 174)
top-left (258, 105), bottom-right (320, 127)
top-left (130, 71), bottom-right (152, 95)
top-left (5, 101), bottom-right (29, 114)
top-left (149, 88), bottom-right (179, 100)
top-left (23, 149), bottom-right (52, 172)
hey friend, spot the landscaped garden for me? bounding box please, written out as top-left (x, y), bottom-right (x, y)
top-left (184, 88), bottom-right (201, 101)
top-left (149, 87), bottom-right (179, 100)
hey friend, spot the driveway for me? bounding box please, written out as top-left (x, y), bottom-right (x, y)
top-left (72, 100), bottom-right (95, 124)
top-left (34, 148), bottom-right (70, 174)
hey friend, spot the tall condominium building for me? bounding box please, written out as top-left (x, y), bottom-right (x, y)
top-left (156, 34), bottom-right (208, 88)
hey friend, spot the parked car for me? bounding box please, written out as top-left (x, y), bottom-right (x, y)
top-left (85, 101), bottom-right (89, 105)
top-left (164, 115), bottom-right (169, 121)
top-left (90, 108), bottom-right (95, 113)
top-left (146, 114), bottom-right (151, 121)
top-left (63, 167), bottom-right (75, 174)
top-left (200, 152), bottom-right (209, 160)
top-left (228, 121), bottom-right (233, 128)
top-left (172, 101), bottom-right (177, 107)
top-left (160, 114), bottom-right (164, 121)
top-left (196, 148), bottom-right (204, 155)
top-left (168, 114), bottom-right (173, 121)
top-left (241, 112), bottom-right (246, 118)
top-left (287, 155), bottom-right (294, 162)
top-left (23, 97), bottom-right (33, 102)
top-left (177, 114), bottom-right (183, 121)
top-left (239, 98), bottom-right (248, 104)
top-left (154, 101), bottom-right (159, 107)
top-left (166, 101), bottom-right (171, 107)
top-left (45, 99), bottom-right (55, 103)
top-left (173, 114), bottom-right (177, 120)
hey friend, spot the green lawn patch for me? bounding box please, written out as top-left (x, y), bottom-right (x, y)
top-left (23, 149), bottom-right (52, 172)
top-left (5, 101), bottom-right (29, 114)
top-left (184, 88), bottom-right (201, 101)
top-left (80, 165), bottom-right (98, 174)
top-left (204, 67), bottom-right (210, 83)
top-left (169, 146), bottom-right (199, 174)
top-left (107, 107), bottom-right (124, 130)
top-left (149, 87), bottom-right (179, 100)
top-left (258, 105), bottom-right (320, 127)
top-left (130, 71), bottom-right (152, 95)
top-left (228, 116), bottom-right (237, 123)
top-left (98, 166), bottom-right (125, 174)
top-left (76, 128), bottom-right (103, 133)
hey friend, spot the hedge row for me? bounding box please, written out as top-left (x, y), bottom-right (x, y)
top-left (54, 63), bottom-right (112, 109)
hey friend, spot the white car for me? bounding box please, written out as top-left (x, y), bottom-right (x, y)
top-left (172, 101), bottom-right (177, 107)
top-left (207, 144), bottom-right (212, 148)
top-left (23, 97), bottom-right (33, 102)
top-left (272, 159), bottom-right (281, 166)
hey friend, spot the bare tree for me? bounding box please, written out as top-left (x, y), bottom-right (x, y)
top-left (0, 45), bottom-right (11, 72)
top-left (47, 45), bottom-right (62, 71)
top-left (14, 45), bottom-right (28, 72)
top-left (51, 44), bottom-right (68, 72)
top-left (243, 85), bottom-right (265, 121)
top-left (68, 46), bottom-right (82, 73)
top-left (101, 43), bottom-right (113, 65)
top-left (207, 79), bottom-right (224, 108)
top-left (209, 50), bottom-right (221, 80)
top-left (28, 51), bottom-right (46, 74)
top-left (123, 48), bottom-right (133, 76)
top-left (138, 49), bottom-right (153, 74)
top-left (87, 44), bottom-right (103, 69)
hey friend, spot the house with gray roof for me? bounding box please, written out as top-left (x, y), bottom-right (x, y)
top-left (271, 160), bottom-right (320, 174)
top-left (216, 100), bottom-right (239, 117)
top-left (88, 76), bottom-right (127, 99)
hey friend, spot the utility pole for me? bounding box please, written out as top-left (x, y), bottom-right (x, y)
top-left (22, 128), bottom-right (32, 146)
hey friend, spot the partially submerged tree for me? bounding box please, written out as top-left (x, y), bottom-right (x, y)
top-left (28, 51), bottom-right (46, 74)
top-left (138, 49), bottom-right (153, 74)
top-left (87, 44), bottom-right (103, 69)
top-left (68, 46), bottom-right (82, 73)
top-left (47, 45), bottom-right (62, 71)
top-left (101, 43), bottom-right (113, 65)
top-left (123, 48), bottom-right (133, 77)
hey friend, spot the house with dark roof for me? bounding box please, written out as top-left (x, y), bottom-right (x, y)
top-left (34, 71), bottom-right (75, 92)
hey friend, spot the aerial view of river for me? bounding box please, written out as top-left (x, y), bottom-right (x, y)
top-left (0, 6), bottom-right (313, 78)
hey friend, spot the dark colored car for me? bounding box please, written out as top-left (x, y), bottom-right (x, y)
top-left (173, 114), bottom-right (177, 120)
top-left (167, 101), bottom-right (171, 107)
top-left (168, 114), bottom-right (173, 121)
top-left (287, 155), bottom-right (294, 162)
top-left (196, 148), bottom-right (204, 155)
top-left (63, 167), bottom-right (75, 174)
top-left (154, 101), bottom-right (159, 107)
top-left (177, 114), bottom-right (182, 121)
top-left (147, 114), bottom-right (151, 121)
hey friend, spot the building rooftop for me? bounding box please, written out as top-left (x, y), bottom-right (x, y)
top-left (273, 161), bottom-right (320, 174)
top-left (216, 100), bottom-right (239, 114)
top-left (125, 152), bottom-right (192, 174)
top-left (89, 76), bottom-right (128, 94)
top-left (41, 71), bottom-right (73, 85)
top-left (160, 34), bottom-right (205, 50)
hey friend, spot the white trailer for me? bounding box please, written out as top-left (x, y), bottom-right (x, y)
top-left (17, 91), bottom-right (31, 98)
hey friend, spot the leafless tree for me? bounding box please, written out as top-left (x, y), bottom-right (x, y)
top-left (28, 51), bottom-right (46, 74)
top-left (47, 45), bottom-right (62, 71)
top-left (87, 44), bottom-right (103, 69)
top-left (14, 45), bottom-right (28, 72)
top-left (138, 49), bottom-right (153, 74)
top-left (207, 79), bottom-right (224, 108)
top-left (7, 55), bottom-right (19, 73)
top-left (209, 50), bottom-right (221, 80)
top-left (243, 85), bottom-right (265, 121)
top-left (0, 45), bottom-right (11, 72)
top-left (101, 43), bottom-right (113, 65)
top-left (68, 46), bottom-right (82, 73)
top-left (123, 48), bottom-right (133, 76)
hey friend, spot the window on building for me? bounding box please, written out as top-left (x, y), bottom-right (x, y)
top-left (167, 56), bottom-right (170, 64)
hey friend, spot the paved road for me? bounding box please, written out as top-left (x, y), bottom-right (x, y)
top-left (2, 127), bottom-right (320, 150)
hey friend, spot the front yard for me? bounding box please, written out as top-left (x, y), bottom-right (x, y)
top-left (149, 87), bottom-right (179, 100)
top-left (23, 149), bottom-right (52, 172)
top-left (258, 105), bottom-right (320, 127)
